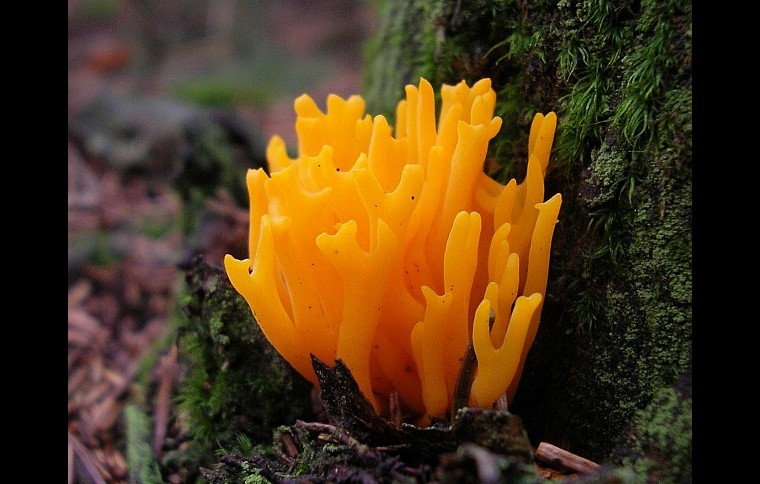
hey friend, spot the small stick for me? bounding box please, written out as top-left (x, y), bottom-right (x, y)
top-left (69, 431), bottom-right (107, 484)
top-left (535, 442), bottom-right (601, 475)
top-left (278, 431), bottom-right (299, 458)
top-left (295, 420), bottom-right (336, 434)
top-left (275, 448), bottom-right (295, 469)
top-left (295, 420), bottom-right (377, 464)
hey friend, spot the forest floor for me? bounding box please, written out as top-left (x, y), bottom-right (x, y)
top-left (67, 1), bottom-right (377, 482)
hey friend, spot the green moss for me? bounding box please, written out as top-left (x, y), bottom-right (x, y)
top-left (614, 368), bottom-right (692, 483)
top-left (173, 257), bottom-right (314, 476)
top-left (125, 403), bottom-right (164, 484)
top-left (362, 0), bottom-right (445, 119)
top-left (239, 460), bottom-right (270, 484)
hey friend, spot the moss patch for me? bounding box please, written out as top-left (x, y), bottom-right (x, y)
top-left (173, 256), bottom-right (315, 476)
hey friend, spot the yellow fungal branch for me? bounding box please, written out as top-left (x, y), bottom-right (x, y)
top-left (224, 77), bottom-right (562, 422)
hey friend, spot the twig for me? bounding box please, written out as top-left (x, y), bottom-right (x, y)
top-left (535, 442), bottom-right (601, 475)
top-left (105, 359), bottom-right (142, 404)
top-left (275, 448), bottom-right (295, 469)
top-left (278, 431), bottom-right (299, 458)
top-left (69, 431), bottom-right (107, 484)
top-left (295, 420), bottom-right (378, 465)
top-left (295, 420), bottom-right (339, 437)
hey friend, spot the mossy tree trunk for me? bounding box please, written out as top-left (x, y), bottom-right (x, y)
top-left (363, 0), bottom-right (691, 474)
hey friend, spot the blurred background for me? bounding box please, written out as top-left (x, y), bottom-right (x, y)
top-left (69, 0), bottom-right (378, 146)
top-left (68, 1), bottom-right (379, 482)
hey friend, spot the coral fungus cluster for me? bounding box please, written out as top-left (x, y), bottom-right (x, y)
top-left (224, 77), bottom-right (561, 422)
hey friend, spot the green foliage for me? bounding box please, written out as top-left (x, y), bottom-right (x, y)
top-left (551, 0), bottom-right (634, 167)
top-left (76, 0), bottom-right (120, 20)
top-left (125, 403), bottom-right (164, 484)
top-left (240, 461), bottom-right (270, 484)
top-left (68, 231), bottom-right (122, 269)
top-left (138, 214), bottom-right (179, 240)
top-left (170, 79), bottom-right (275, 108)
top-left (611, 0), bottom-right (688, 146)
top-left (215, 433), bottom-right (255, 459)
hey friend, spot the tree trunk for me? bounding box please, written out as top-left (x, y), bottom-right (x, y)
top-left (363, 0), bottom-right (692, 476)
